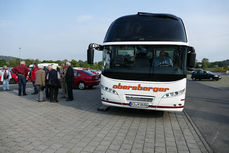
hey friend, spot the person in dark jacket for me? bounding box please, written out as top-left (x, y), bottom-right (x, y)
top-left (60, 63), bottom-right (67, 98)
top-left (44, 66), bottom-right (50, 99)
top-left (47, 65), bottom-right (60, 102)
top-left (12, 61), bottom-right (29, 96)
top-left (65, 62), bottom-right (74, 101)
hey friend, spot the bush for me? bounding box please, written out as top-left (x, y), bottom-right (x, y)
top-left (204, 67), bottom-right (229, 73)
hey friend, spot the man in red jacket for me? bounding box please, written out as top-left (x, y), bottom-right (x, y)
top-left (30, 63), bottom-right (39, 94)
top-left (12, 61), bottom-right (29, 96)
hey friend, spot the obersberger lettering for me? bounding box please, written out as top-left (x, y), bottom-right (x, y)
top-left (113, 83), bottom-right (169, 92)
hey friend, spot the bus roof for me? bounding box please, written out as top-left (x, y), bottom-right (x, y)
top-left (104, 12), bottom-right (187, 43)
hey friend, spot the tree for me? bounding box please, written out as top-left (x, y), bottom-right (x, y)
top-left (81, 61), bottom-right (90, 68)
top-left (0, 59), bottom-right (6, 67)
top-left (202, 58), bottom-right (209, 69)
top-left (98, 61), bottom-right (103, 65)
top-left (55, 60), bottom-right (62, 66)
top-left (70, 59), bottom-right (78, 67)
top-left (8, 59), bottom-right (17, 67)
top-left (24, 59), bottom-right (34, 66)
top-left (34, 59), bottom-right (40, 64)
top-left (78, 60), bottom-right (83, 67)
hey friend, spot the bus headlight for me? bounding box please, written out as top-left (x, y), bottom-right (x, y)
top-left (101, 85), bottom-right (118, 95)
top-left (162, 89), bottom-right (185, 98)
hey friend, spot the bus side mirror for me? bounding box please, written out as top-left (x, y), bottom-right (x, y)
top-left (87, 44), bottom-right (94, 64)
top-left (87, 43), bottom-right (103, 64)
top-left (187, 46), bottom-right (196, 68)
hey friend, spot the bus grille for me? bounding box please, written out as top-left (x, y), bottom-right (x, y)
top-left (126, 95), bottom-right (154, 102)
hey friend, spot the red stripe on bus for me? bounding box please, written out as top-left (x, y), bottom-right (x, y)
top-left (148, 105), bottom-right (184, 108)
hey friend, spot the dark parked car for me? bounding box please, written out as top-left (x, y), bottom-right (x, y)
top-left (191, 70), bottom-right (222, 81)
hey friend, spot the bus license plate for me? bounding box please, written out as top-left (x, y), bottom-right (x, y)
top-left (131, 102), bottom-right (149, 108)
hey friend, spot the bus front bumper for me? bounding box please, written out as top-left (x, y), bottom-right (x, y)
top-left (101, 99), bottom-right (184, 112)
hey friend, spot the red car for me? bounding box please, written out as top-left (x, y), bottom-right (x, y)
top-left (73, 69), bottom-right (100, 89)
top-left (83, 68), bottom-right (101, 78)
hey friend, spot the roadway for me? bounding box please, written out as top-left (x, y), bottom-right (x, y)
top-left (185, 79), bottom-right (229, 153)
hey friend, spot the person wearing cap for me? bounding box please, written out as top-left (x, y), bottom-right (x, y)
top-left (12, 61), bottom-right (29, 96)
top-left (0, 65), bottom-right (12, 91)
top-left (65, 62), bottom-right (74, 101)
top-left (30, 63), bottom-right (39, 94)
top-left (35, 65), bottom-right (46, 102)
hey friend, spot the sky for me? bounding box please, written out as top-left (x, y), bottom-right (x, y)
top-left (0, 0), bottom-right (229, 62)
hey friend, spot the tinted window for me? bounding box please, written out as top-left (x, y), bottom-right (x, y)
top-left (207, 71), bottom-right (215, 75)
top-left (104, 15), bottom-right (187, 42)
top-left (82, 70), bottom-right (94, 75)
top-left (192, 71), bottom-right (197, 74)
top-left (74, 70), bottom-right (82, 76)
top-left (74, 71), bottom-right (77, 76)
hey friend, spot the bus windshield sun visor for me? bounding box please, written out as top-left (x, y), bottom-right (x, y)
top-left (137, 12), bottom-right (178, 21)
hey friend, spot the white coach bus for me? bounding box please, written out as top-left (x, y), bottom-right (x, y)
top-left (87, 12), bottom-right (196, 111)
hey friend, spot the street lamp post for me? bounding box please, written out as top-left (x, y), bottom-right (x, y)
top-left (19, 47), bottom-right (21, 63)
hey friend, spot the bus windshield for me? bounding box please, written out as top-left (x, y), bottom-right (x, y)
top-left (103, 45), bottom-right (188, 81)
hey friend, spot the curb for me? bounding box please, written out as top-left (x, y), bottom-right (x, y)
top-left (184, 111), bottom-right (213, 153)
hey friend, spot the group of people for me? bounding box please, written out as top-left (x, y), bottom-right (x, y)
top-left (1, 61), bottom-right (74, 102)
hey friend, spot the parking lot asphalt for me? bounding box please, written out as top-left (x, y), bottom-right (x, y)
top-left (185, 80), bottom-right (229, 153)
top-left (0, 85), bottom-right (210, 153)
top-left (187, 75), bottom-right (229, 90)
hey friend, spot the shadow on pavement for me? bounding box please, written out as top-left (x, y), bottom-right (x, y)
top-left (59, 86), bottom-right (164, 118)
top-left (5, 85), bottom-right (164, 118)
